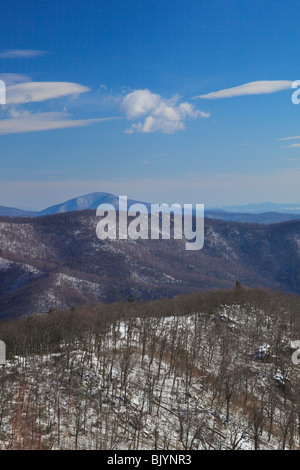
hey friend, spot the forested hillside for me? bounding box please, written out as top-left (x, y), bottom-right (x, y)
top-left (1, 288), bottom-right (300, 450)
top-left (0, 211), bottom-right (299, 320)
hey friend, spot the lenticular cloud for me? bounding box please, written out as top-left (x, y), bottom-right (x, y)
top-left (196, 80), bottom-right (293, 100)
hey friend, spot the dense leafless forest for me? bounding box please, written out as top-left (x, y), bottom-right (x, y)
top-left (1, 287), bottom-right (300, 450)
top-left (0, 211), bottom-right (299, 320)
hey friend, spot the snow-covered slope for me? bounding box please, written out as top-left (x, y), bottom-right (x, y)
top-left (1, 295), bottom-right (300, 450)
top-left (39, 192), bottom-right (152, 215)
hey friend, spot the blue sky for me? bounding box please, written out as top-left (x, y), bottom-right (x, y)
top-left (0, 0), bottom-right (300, 209)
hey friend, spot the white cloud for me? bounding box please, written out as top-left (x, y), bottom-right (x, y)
top-left (0, 73), bottom-right (31, 85)
top-left (121, 89), bottom-right (161, 119)
top-left (6, 81), bottom-right (90, 104)
top-left (120, 89), bottom-right (209, 134)
top-left (0, 49), bottom-right (47, 59)
top-left (0, 79), bottom-right (121, 134)
top-left (0, 111), bottom-right (118, 135)
top-left (280, 143), bottom-right (300, 149)
top-left (278, 136), bottom-right (300, 141)
top-left (277, 136), bottom-right (300, 149)
top-left (195, 80), bottom-right (293, 99)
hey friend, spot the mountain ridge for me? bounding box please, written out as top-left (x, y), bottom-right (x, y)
top-left (213, 202), bottom-right (300, 213)
top-left (1, 192), bottom-right (300, 224)
top-left (0, 210), bottom-right (299, 320)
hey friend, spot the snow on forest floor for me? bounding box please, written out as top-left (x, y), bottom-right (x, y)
top-left (0, 303), bottom-right (300, 450)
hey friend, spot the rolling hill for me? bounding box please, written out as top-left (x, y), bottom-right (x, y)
top-left (0, 210), bottom-right (299, 320)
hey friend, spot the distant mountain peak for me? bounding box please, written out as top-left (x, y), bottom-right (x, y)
top-left (39, 192), bottom-right (151, 216)
top-left (1, 193), bottom-right (300, 223)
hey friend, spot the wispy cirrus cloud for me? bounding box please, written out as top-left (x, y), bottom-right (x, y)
top-left (277, 135), bottom-right (300, 149)
top-left (194, 80), bottom-right (293, 99)
top-left (0, 49), bottom-right (48, 59)
top-left (120, 89), bottom-right (209, 134)
top-left (0, 73), bottom-right (31, 85)
top-left (6, 81), bottom-right (90, 104)
top-left (280, 143), bottom-right (300, 149)
top-left (240, 142), bottom-right (252, 147)
top-left (0, 110), bottom-right (119, 135)
top-left (278, 136), bottom-right (300, 141)
top-left (0, 79), bottom-right (120, 135)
